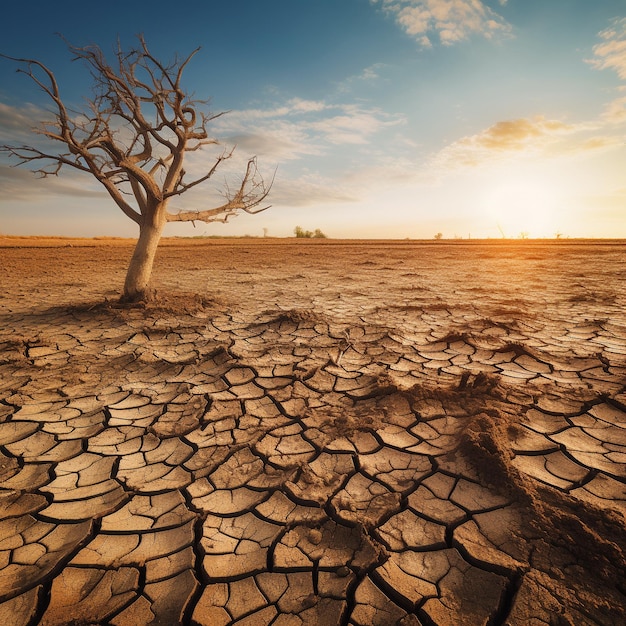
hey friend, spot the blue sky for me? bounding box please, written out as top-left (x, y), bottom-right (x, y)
top-left (1, 0), bottom-right (625, 238)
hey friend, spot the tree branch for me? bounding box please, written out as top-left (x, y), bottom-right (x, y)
top-left (166, 157), bottom-right (274, 224)
top-left (1, 36), bottom-right (272, 233)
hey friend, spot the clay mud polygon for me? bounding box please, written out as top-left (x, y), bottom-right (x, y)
top-left (0, 238), bottom-right (625, 625)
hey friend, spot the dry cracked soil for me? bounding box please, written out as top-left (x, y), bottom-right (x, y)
top-left (0, 237), bottom-right (625, 626)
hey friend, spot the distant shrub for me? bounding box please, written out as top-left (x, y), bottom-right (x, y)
top-left (294, 226), bottom-right (327, 239)
top-left (294, 226), bottom-right (309, 238)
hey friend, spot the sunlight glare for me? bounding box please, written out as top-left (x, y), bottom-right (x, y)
top-left (483, 180), bottom-right (562, 238)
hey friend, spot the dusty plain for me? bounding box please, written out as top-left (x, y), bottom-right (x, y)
top-left (0, 237), bottom-right (625, 625)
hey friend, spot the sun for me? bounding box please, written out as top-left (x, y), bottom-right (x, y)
top-left (483, 180), bottom-right (562, 239)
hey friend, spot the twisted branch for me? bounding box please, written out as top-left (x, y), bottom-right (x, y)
top-left (1, 36), bottom-right (272, 226)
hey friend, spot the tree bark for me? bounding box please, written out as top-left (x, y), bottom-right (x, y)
top-left (121, 214), bottom-right (165, 302)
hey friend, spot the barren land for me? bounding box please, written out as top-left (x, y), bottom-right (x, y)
top-left (0, 238), bottom-right (625, 625)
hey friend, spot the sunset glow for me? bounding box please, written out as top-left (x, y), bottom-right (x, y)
top-left (482, 180), bottom-right (563, 239)
top-left (1, 1), bottom-right (625, 239)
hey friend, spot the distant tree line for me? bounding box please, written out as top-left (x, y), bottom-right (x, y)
top-left (294, 226), bottom-right (327, 239)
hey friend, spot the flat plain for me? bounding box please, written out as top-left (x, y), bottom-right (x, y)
top-left (0, 237), bottom-right (625, 625)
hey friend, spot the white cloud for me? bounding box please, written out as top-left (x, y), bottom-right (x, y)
top-left (336, 63), bottom-right (388, 93)
top-left (0, 102), bottom-right (55, 145)
top-left (2, 86), bottom-right (407, 214)
top-left (214, 100), bottom-right (404, 159)
top-left (591, 17), bottom-right (626, 79)
top-left (0, 102), bottom-right (36, 132)
top-left (308, 105), bottom-right (403, 145)
top-left (0, 164), bottom-right (105, 200)
top-left (270, 174), bottom-right (357, 207)
top-left (372, 0), bottom-right (512, 46)
top-left (359, 64), bottom-right (386, 81)
top-left (0, 102), bottom-right (115, 199)
top-left (429, 116), bottom-right (595, 170)
top-left (221, 98), bottom-right (330, 122)
top-left (172, 92), bottom-right (410, 214)
top-left (216, 117), bottom-right (326, 161)
top-left (602, 96), bottom-right (626, 123)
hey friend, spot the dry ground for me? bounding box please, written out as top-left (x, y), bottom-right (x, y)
top-left (0, 238), bottom-right (625, 625)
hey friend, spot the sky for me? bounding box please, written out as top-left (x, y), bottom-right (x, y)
top-left (1, 0), bottom-right (625, 239)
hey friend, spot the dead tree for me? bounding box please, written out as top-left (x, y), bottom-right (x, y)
top-left (1, 37), bottom-right (272, 302)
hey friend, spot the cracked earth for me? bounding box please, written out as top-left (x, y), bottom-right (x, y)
top-left (0, 238), bottom-right (625, 625)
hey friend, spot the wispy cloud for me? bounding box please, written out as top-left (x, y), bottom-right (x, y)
top-left (1, 89), bottom-right (405, 211)
top-left (439, 119), bottom-right (625, 182)
top-left (211, 100), bottom-right (407, 211)
top-left (269, 175), bottom-right (358, 207)
top-left (336, 63), bottom-right (388, 93)
top-left (308, 104), bottom-right (403, 145)
top-left (602, 96), bottom-right (626, 123)
top-left (216, 118), bottom-right (325, 162)
top-left (0, 102), bottom-right (98, 195)
top-left (358, 64), bottom-right (386, 81)
top-left (432, 116), bottom-right (574, 167)
top-left (215, 99), bottom-right (404, 159)
top-left (0, 102), bottom-right (55, 144)
top-left (228, 98), bottom-right (330, 120)
top-left (0, 164), bottom-right (105, 200)
top-left (427, 103), bottom-right (626, 179)
top-left (591, 17), bottom-right (626, 79)
top-left (372, 0), bottom-right (512, 47)
top-left (0, 102), bottom-right (36, 132)
top-left (578, 135), bottom-right (624, 151)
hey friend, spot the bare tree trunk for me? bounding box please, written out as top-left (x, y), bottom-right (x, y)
top-left (122, 216), bottom-right (165, 302)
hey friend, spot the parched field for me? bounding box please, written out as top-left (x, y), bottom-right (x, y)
top-left (0, 238), bottom-right (625, 625)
